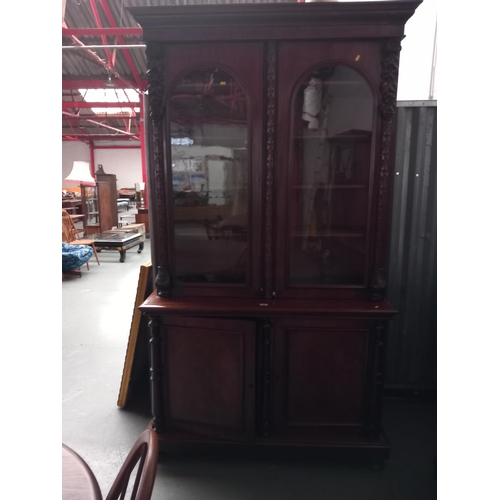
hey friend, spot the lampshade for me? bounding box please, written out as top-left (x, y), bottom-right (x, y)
top-left (65, 161), bottom-right (95, 184)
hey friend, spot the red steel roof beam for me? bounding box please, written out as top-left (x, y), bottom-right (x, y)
top-left (63, 136), bottom-right (88, 142)
top-left (63, 101), bottom-right (139, 109)
top-left (88, 0), bottom-right (114, 69)
top-left (62, 113), bottom-right (137, 120)
top-left (66, 118), bottom-right (79, 136)
top-left (62, 134), bottom-right (139, 139)
top-left (63, 28), bottom-right (142, 37)
top-left (63, 79), bottom-right (147, 89)
top-left (115, 87), bottom-right (135, 133)
top-left (117, 86), bottom-right (140, 133)
top-left (62, 21), bottom-right (136, 90)
top-left (98, 0), bottom-right (145, 90)
top-left (63, 111), bottom-right (139, 139)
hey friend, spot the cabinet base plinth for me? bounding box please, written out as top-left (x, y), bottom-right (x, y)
top-left (151, 422), bottom-right (391, 461)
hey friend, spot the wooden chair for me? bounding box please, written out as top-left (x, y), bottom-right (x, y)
top-left (62, 210), bottom-right (100, 266)
top-left (62, 430), bottom-right (158, 500)
top-left (105, 429), bottom-right (158, 500)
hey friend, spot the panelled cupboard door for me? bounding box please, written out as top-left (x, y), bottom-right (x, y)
top-left (163, 43), bottom-right (264, 297)
top-left (161, 316), bottom-right (256, 441)
top-left (272, 318), bottom-right (371, 442)
top-left (275, 42), bottom-right (382, 299)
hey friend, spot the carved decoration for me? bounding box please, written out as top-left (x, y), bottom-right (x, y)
top-left (379, 38), bottom-right (401, 123)
top-left (146, 42), bottom-right (171, 296)
top-left (368, 321), bottom-right (387, 439)
top-left (264, 42), bottom-right (277, 299)
top-left (148, 316), bottom-right (164, 433)
top-left (146, 42), bottom-right (166, 125)
top-left (371, 38), bottom-right (402, 300)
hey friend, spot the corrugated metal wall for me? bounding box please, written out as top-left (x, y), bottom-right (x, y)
top-left (386, 101), bottom-right (437, 390)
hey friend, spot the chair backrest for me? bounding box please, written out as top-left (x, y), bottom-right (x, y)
top-left (105, 429), bottom-right (158, 500)
top-left (62, 210), bottom-right (78, 243)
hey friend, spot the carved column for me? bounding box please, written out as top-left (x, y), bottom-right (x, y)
top-left (146, 41), bottom-right (171, 297)
top-left (371, 38), bottom-right (402, 300)
top-left (264, 42), bottom-right (277, 299)
top-left (148, 316), bottom-right (165, 433)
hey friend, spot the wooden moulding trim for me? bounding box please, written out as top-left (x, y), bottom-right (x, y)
top-left (138, 293), bottom-right (397, 318)
top-left (128, 2), bottom-right (422, 30)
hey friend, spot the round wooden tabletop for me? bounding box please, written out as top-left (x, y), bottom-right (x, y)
top-left (62, 444), bottom-right (103, 500)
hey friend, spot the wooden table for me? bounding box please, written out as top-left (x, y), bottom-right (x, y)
top-left (62, 444), bottom-right (102, 500)
top-left (92, 231), bottom-right (144, 262)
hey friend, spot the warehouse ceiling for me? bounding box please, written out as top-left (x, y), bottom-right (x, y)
top-left (62, 0), bottom-right (293, 142)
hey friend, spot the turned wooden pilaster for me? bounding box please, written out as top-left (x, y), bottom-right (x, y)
top-left (148, 316), bottom-right (164, 433)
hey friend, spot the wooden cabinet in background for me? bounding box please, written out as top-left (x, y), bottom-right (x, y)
top-left (96, 171), bottom-right (118, 229)
top-left (130, 0), bottom-right (421, 462)
top-left (81, 173), bottom-right (118, 235)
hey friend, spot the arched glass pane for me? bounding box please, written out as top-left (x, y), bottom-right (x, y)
top-left (289, 65), bottom-right (373, 286)
top-left (170, 68), bottom-right (249, 284)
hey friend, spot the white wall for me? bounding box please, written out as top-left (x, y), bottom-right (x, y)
top-left (397, 0), bottom-right (437, 100)
top-left (62, 140), bottom-right (143, 190)
top-left (338, 0), bottom-right (437, 101)
top-left (94, 147), bottom-right (143, 189)
top-left (62, 141), bottom-right (90, 187)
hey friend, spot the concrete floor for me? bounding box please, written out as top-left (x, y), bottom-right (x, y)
top-left (62, 237), bottom-right (437, 500)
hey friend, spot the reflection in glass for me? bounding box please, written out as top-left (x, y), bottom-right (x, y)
top-left (289, 65), bottom-right (373, 285)
top-left (170, 68), bottom-right (249, 284)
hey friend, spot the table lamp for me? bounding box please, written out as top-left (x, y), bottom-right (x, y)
top-left (65, 161), bottom-right (96, 185)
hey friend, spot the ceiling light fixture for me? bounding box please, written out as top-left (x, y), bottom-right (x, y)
top-left (104, 74), bottom-right (116, 88)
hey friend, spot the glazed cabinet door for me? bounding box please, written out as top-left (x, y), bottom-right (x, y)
top-left (163, 43), bottom-right (264, 297)
top-left (272, 317), bottom-right (382, 442)
top-left (81, 183), bottom-right (100, 235)
top-left (160, 316), bottom-right (256, 441)
top-left (274, 42), bottom-right (381, 299)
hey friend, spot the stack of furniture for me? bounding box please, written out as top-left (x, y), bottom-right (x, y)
top-left (62, 197), bottom-right (82, 214)
top-left (135, 208), bottom-right (149, 234)
top-left (109, 223), bottom-right (146, 244)
top-left (130, 0), bottom-right (421, 465)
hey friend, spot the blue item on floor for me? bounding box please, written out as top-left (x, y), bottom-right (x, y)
top-left (62, 242), bottom-right (93, 271)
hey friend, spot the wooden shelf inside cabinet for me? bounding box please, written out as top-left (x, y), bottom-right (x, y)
top-left (295, 131), bottom-right (372, 141)
top-left (292, 229), bottom-right (365, 238)
top-left (293, 185), bottom-right (368, 190)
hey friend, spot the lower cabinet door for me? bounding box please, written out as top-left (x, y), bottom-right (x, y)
top-left (272, 318), bottom-right (373, 441)
top-left (161, 316), bottom-right (256, 441)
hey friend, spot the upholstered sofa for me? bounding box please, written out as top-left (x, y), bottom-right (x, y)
top-left (62, 242), bottom-right (93, 273)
